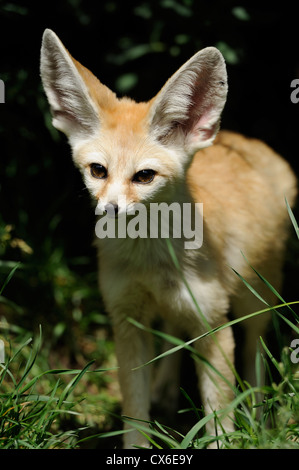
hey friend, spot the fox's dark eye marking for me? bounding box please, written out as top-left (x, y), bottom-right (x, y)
top-left (90, 163), bottom-right (107, 179)
top-left (132, 169), bottom-right (156, 184)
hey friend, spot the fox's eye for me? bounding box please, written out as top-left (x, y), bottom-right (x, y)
top-left (90, 163), bottom-right (107, 179)
top-left (133, 169), bottom-right (156, 184)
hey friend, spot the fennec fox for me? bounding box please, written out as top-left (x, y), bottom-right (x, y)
top-left (40, 29), bottom-right (296, 448)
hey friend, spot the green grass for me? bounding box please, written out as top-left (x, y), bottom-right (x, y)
top-left (1, 307), bottom-right (298, 449)
top-left (0, 325), bottom-right (115, 449)
top-left (0, 205), bottom-right (298, 449)
top-left (113, 301), bottom-right (299, 449)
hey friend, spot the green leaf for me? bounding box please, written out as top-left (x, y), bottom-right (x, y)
top-left (115, 73), bottom-right (138, 94)
top-left (232, 6), bottom-right (250, 21)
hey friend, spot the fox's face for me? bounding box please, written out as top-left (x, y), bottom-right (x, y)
top-left (71, 98), bottom-right (187, 216)
top-left (40, 30), bottom-right (227, 215)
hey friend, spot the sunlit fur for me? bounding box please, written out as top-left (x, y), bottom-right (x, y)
top-left (41, 29), bottom-right (297, 448)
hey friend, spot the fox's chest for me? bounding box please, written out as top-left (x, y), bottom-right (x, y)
top-left (98, 237), bottom-right (228, 329)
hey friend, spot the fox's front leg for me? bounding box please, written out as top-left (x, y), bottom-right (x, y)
top-left (195, 325), bottom-right (236, 447)
top-left (112, 311), bottom-right (153, 449)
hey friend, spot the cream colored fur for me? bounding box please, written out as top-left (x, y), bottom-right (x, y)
top-left (40, 29), bottom-right (297, 448)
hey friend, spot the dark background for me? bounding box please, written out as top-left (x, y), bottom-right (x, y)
top-left (0, 0), bottom-right (298, 351)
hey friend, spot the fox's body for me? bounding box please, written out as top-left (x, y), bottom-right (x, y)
top-left (41, 30), bottom-right (297, 448)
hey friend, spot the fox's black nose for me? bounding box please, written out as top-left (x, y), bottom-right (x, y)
top-left (105, 203), bottom-right (119, 217)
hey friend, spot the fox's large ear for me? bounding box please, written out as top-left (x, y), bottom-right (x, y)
top-left (40, 29), bottom-right (104, 141)
top-left (149, 47), bottom-right (227, 156)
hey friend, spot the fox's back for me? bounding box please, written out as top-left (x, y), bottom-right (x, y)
top-left (189, 130), bottom-right (296, 207)
top-left (187, 130), bottom-right (297, 277)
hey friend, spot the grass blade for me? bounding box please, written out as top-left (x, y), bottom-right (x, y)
top-left (57, 360), bottom-right (95, 407)
top-left (129, 301), bottom-right (299, 369)
top-left (0, 262), bottom-right (21, 295)
top-left (285, 196), bottom-right (299, 239)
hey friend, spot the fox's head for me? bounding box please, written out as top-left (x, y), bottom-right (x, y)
top-left (40, 29), bottom-right (227, 216)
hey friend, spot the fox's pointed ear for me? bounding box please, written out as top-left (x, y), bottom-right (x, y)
top-left (40, 29), bottom-right (102, 140)
top-left (149, 47), bottom-right (227, 156)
